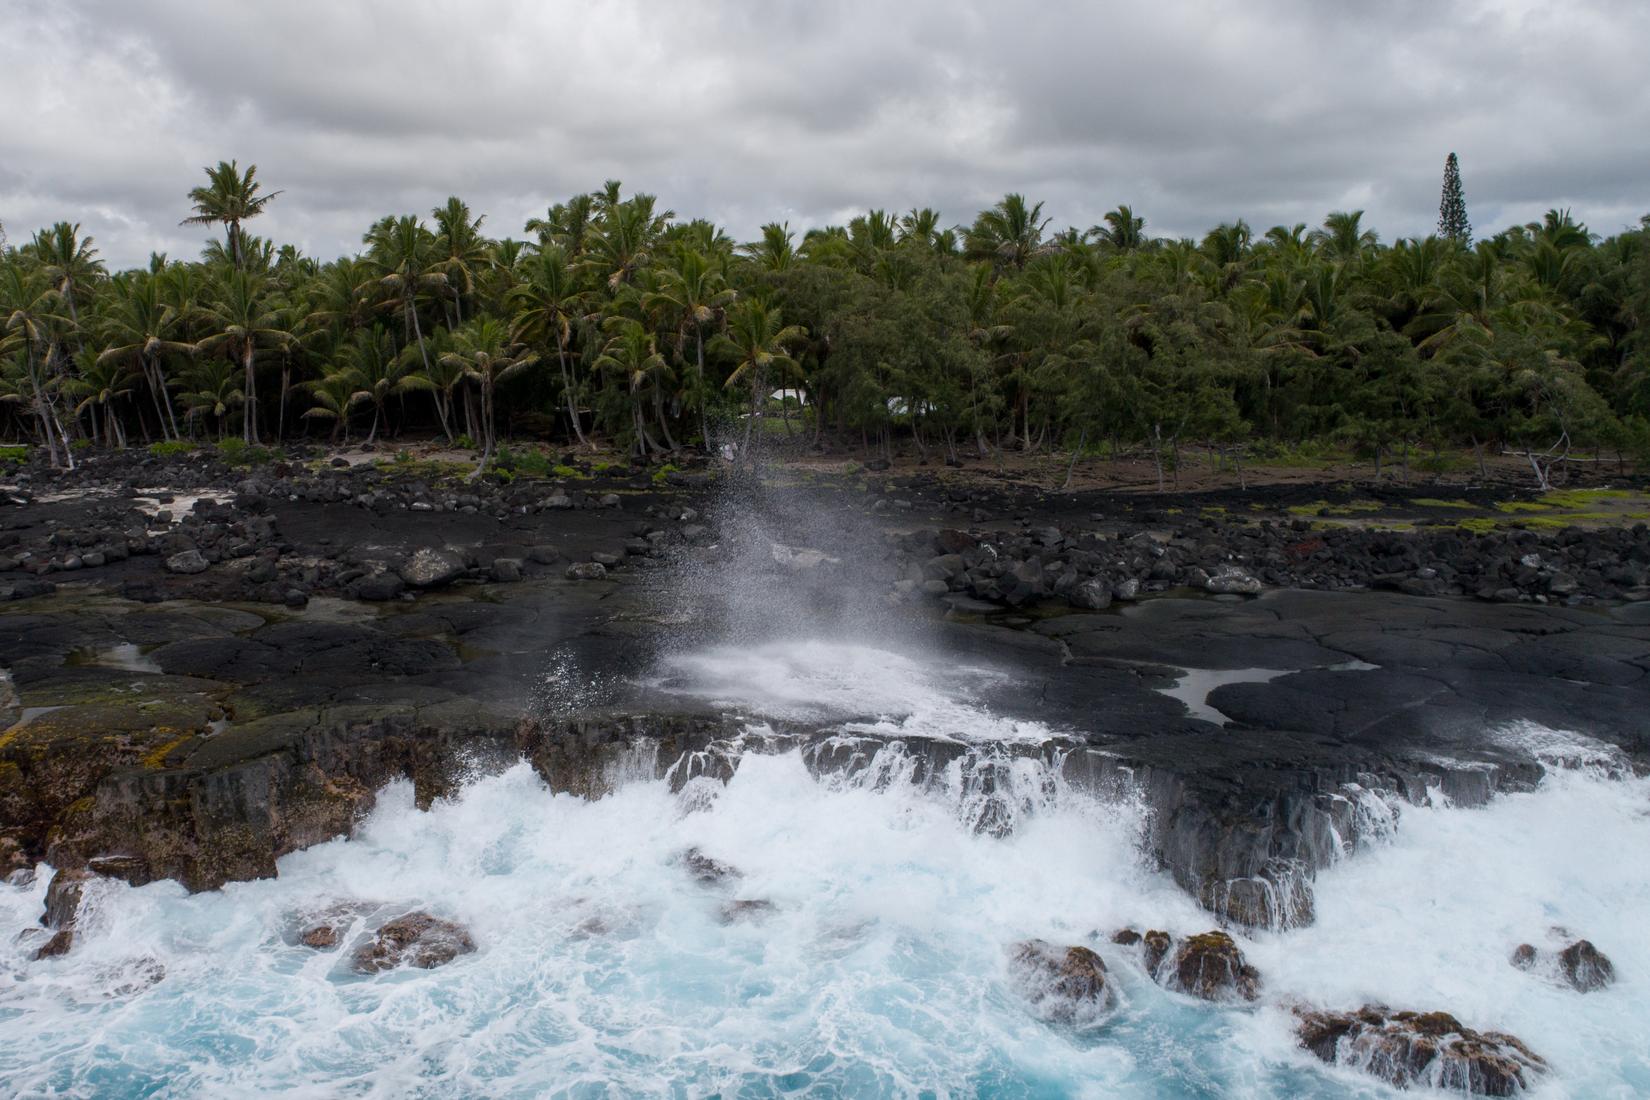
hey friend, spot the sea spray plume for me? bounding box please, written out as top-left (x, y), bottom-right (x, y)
top-left (657, 463), bottom-right (920, 653)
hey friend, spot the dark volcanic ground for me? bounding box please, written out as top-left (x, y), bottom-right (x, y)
top-left (1, 448), bottom-right (1647, 936)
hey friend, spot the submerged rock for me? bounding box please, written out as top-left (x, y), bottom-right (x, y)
top-left (164, 549), bottom-right (208, 575)
top-left (1558, 939), bottom-right (1615, 992)
top-left (1110, 928), bottom-right (1142, 946)
top-left (352, 912), bottom-right (475, 973)
top-left (1163, 931), bottom-right (1261, 1001)
top-left (719, 898), bottom-right (776, 923)
top-left (1295, 1005), bottom-right (1546, 1097)
top-left (1010, 939), bottom-right (1113, 1024)
top-left (34, 866), bottom-right (90, 960)
top-left (1509, 936), bottom-right (1616, 992)
top-left (681, 847), bottom-right (740, 885)
top-left (1141, 929), bottom-right (1172, 974)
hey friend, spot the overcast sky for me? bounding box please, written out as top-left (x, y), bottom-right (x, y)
top-left (3, 0), bottom-right (1646, 269)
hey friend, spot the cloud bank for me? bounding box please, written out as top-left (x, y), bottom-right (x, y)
top-left (3, 0), bottom-right (1646, 267)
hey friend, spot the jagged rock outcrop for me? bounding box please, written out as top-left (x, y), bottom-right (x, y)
top-left (1295, 1005), bottom-right (1546, 1096)
top-left (352, 912), bottom-right (475, 972)
top-left (1010, 939), bottom-right (1113, 1024)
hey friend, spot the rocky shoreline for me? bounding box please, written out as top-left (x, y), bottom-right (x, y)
top-left (3, 449), bottom-right (1646, 1095)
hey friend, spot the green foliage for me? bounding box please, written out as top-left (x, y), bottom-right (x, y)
top-left (2, 174), bottom-right (1646, 485)
top-left (147, 440), bottom-right (195, 458)
top-left (0, 445), bottom-right (27, 461)
top-left (551, 464), bottom-right (580, 479)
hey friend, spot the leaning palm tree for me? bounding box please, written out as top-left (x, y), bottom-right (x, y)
top-left (195, 269), bottom-right (292, 443)
top-left (97, 271), bottom-right (191, 438)
top-left (0, 260), bottom-right (73, 466)
top-left (710, 300), bottom-right (806, 461)
top-left (181, 160), bottom-right (280, 269)
top-left (508, 246), bottom-right (593, 448)
top-left (65, 349), bottom-right (135, 448)
top-left (646, 249), bottom-right (735, 448)
top-left (363, 214), bottom-right (447, 377)
top-left (31, 222), bottom-right (103, 346)
top-left (439, 317), bottom-right (537, 472)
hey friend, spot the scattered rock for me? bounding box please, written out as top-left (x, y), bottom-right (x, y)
top-left (1557, 939), bottom-right (1615, 992)
top-left (1110, 928), bottom-right (1142, 946)
top-left (353, 572), bottom-right (405, 601)
top-left (1142, 929), bottom-right (1172, 973)
top-left (164, 549), bottom-right (208, 575)
top-left (398, 548), bottom-right (467, 589)
top-left (1162, 931), bottom-right (1260, 1001)
top-left (1070, 577), bottom-right (1113, 610)
top-left (351, 912), bottom-right (476, 973)
top-left (719, 898), bottom-right (776, 922)
top-left (1010, 939), bottom-right (1113, 1024)
top-left (682, 847), bottom-right (740, 885)
top-left (1295, 1005), bottom-right (1546, 1097)
top-left (1205, 565), bottom-right (1263, 596)
top-left (565, 561), bottom-right (607, 581)
top-left (489, 557), bottom-right (524, 583)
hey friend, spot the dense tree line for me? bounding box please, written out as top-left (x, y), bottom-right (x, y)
top-left (3, 161), bottom-right (1649, 485)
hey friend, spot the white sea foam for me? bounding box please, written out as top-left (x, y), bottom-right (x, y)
top-left (2, 730), bottom-right (1645, 1097)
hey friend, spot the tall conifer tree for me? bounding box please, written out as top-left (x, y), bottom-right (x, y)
top-left (1438, 152), bottom-right (1471, 244)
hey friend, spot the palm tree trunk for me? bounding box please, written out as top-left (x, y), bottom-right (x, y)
top-left (557, 335), bottom-right (591, 449)
top-left (242, 343), bottom-right (257, 444)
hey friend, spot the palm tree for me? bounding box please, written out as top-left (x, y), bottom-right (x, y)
top-left (742, 223), bottom-right (796, 273)
top-left (196, 269), bottom-right (292, 443)
top-left (66, 349), bottom-right (136, 447)
top-left (0, 260), bottom-right (73, 466)
top-left (431, 197), bottom-right (489, 324)
top-left (710, 300), bottom-right (805, 459)
top-left (509, 246), bottom-right (593, 448)
top-left (595, 319), bottom-right (675, 455)
top-left (337, 327), bottom-right (419, 442)
top-left (181, 160), bottom-right (281, 269)
top-left (965, 193), bottom-right (1050, 271)
top-left (363, 214), bottom-right (447, 377)
top-left (1312, 210), bottom-right (1379, 266)
top-left (439, 317), bottom-right (537, 470)
top-left (1091, 206), bottom-right (1146, 253)
top-left (300, 367), bottom-right (363, 443)
top-left (525, 193), bottom-right (596, 256)
top-left (647, 249), bottom-right (735, 447)
top-left (97, 271), bottom-right (191, 439)
top-left (31, 222), bottom-right (103, 349)
top-left (177, 357), bottom-right (245, 439)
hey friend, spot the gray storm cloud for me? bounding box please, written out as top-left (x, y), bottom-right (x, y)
top-left (3, 0), bottom-right (1646, 267)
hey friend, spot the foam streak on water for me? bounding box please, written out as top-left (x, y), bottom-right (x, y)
top-left (2, 743), bottom-right (1647, 1097)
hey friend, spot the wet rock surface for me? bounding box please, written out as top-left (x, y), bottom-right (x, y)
top-left (0, 462), bottom-right (1646, 937)
top-left (1010, 939), bottom-right (1113, 1023)
top-left (351, 912), bottom-right (476, 973)
top-left (1294, 1005), bottom-right (1547, 1096)
top-left (1161, 931), bottom-right (1261, 1001)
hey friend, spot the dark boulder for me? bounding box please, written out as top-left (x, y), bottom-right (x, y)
top-left (1295, 1005), bottom-right (1546, 1097)
top-left (353, 572), bottom-right (405, 602)
top-left (682, 847), bottom-right (740, 885)
top-left (565, 561), bottom-right (607, 581)
top-left (1142, 929), bottom-right (1172, 973)
top-left (1557, 939), bottom-right (1615, 992)
top-left (34, 866), bottom-right (91, 959)
top-left (397, 548), bottom-right (467, 589)
top-left (1162, 931), bottom-right (1260, 1001)
top-left (352, 912), bottom-right (476, 973)
top-left (164, 549), bottom-right (209, 575)
top-left (1010, 939), bottom-right (1113, 1024)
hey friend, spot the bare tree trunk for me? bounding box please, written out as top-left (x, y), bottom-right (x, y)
top-left (1061, 428), bottom-right (1086, 490)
